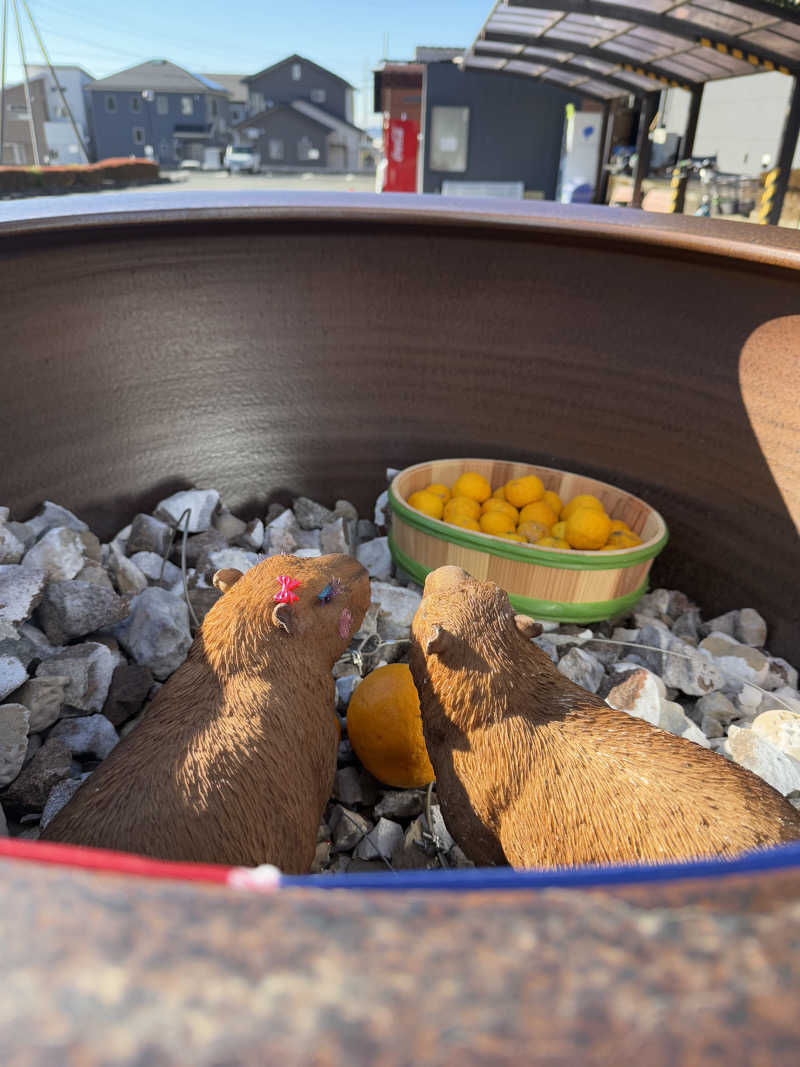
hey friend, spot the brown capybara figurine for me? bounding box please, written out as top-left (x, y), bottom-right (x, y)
top-left (409, 565), bottom-right (800, 869)
top-left (42, 553), bottom-right (370, 873)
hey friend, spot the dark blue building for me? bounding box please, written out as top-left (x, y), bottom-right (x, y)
top-left (88, 60), bottom-right (230, 167)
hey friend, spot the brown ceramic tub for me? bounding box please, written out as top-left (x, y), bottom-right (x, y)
top-left (0, 193), bottom-right (799, 1064)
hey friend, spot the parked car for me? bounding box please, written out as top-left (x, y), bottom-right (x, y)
top-left (224, 145), bottom-right (262, 174)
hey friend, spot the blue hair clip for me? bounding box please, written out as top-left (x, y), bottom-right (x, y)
top-left (317, 579), bottom-right (341, 604)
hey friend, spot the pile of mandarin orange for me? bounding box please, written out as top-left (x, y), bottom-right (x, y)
top-left (406, 472), bottom-right (642, 552)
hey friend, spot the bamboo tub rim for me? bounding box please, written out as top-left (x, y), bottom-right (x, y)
top-left (389, 458), bottom-right (669, 571)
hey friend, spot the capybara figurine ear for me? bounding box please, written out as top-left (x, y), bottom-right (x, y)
top-left (213, 568), bottom-right (243, 594)
top-left (272, 602), bottom-right (292, 634)
top-left (426, 624), bottom-right (454, 656)
top-left (514, 615), bottom-right (542, 639)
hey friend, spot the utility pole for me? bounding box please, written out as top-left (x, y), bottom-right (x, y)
top-left (12, 0), bottom-right (40, 165)
top-left (21, 0), bottom-right (89, 162)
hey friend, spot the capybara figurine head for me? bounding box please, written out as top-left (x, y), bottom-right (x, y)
top-left (409, 565), bottom-right (800, 870)
top-left (204, 552), bottom-right (371, 675)
top-left (42, 553), bottom-right (371, 873)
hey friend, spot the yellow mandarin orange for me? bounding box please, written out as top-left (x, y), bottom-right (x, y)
top-left (447, 514), bottom-right (481, 532)
top-left (543, 490), bottom-right (563, 517)
top-left (608, 519), bottom-right (630, 533)
top-left (565, 508), bottom-right (612, 550)
top-left (518, 501), bottom-right (558, 529)
top-left (481, 498), bottom-right (519, 523)
top-left (426, 483), bottom-right (452, 503)
top-left (346, 664), bottom-right (434, 788)
top-left (517, 520), bottom-right (550, 543)
top-left (479, 511), bottom-right (516, 536)
top-left (607, 529), bottom-right (642, 549)
top-left (492, 485), bottom-right (507, 500)
top-left (452, 472), bottom-right (491, 504)
top-left (407, 490), bottom-right (444, 520)
top-left (499, 532), bottom-right (526, 542)
top-left (444, 496), bottom-right (481, 521)
top-left (551, 520), bottom-right (567, 540)
top-left (504, 475), bottom-right (544, 509)
top-left (535, 536), bottom-right (558, 547)
top-left (561, 494), bottom-right (605, 521)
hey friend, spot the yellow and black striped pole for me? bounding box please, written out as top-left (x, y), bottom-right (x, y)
top-left (670, 167), bottom-right (688, 214)
top-left (761, 76), bottom-right (800, 226)
top-left (759, 168), bottom-right (781, 225)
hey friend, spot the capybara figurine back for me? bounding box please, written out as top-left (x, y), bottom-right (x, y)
top-left (409, 565), bottom-right (800, 869)
top-left (43, 553), bottom-right (371, 873)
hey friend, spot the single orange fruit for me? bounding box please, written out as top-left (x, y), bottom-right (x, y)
top-left (565, 508), bottom-right (612, 550)
top-left (504, 475), bottom-right (545, 509)
top-left (518, 501), bottom-right (558, 528)
top-left (426, 483), bottom-right (452, 503)
top-left (561, 494), bottom-right (604, 521)
top-left (407, 490), bottom-right (444, 520)
top-left (444, 496), bottom-right (481, 522)
top-left (346, 664), bottom-right (434, 789)
top-left (543, 490), bottom-right (563, 517)
top-left (481, 498), bottom-right (519, 522)
top-left (479, 511), bottom-right (516, 536)
top-left (451, 472), bottom-right (491, 504)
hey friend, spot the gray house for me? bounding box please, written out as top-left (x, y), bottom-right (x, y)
top-left (201, 73), bottom-right (248, 126)
top-left (1, 76), bottom-right (47, 164)
top-left (245, 54), bottom-right (354, 123)
top-left (88, 60), bottom-right (230, 166)
top-left (234, 53), bottom-right (366, 170)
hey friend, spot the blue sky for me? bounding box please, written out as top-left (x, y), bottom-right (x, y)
top-left (3, 0), bottom-right (491, 126)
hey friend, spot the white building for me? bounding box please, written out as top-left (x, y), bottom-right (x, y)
top-left (27, 64), bottom-right (94, 164)
top-left (662, 72), bottom-right (800, 176)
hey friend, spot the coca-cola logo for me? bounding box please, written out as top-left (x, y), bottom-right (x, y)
top-left (390, 124), bottom-right (404, 163)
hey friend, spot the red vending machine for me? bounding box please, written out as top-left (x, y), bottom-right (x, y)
top-left (380, 116), bottom-right (419, 193)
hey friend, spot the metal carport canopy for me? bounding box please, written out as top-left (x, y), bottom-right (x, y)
top-left (465, 0), bottom-right (800, 102)
top-left (462, 0), bottom-right (800, 223)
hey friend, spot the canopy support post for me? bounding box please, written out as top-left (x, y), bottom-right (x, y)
top-left (760, 76), bottom-right (800, 226)
top-left (670, 85), bottom-right (703, 214)
top-left (593, 100), bottom-right (615, 204)
top-left (631, 92), bottom-right (658, 209)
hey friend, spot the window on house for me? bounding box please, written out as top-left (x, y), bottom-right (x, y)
top-left (210, 97), bottom-right (218, 117)
top-left (429, 106), bottom-right (470, 172)
top-left (297, 136), bottom-right (319, 161)
top-left (105, 94), bottom-right (117, 113)
top-left (310, 88), bottom-right (326, 104)
top-left (291, 62), bottom-right (301, 80)
top-left (130, 95), bottom-right (142, 113)
top-left (251, 92), bottom-right (264, 113)
top-left (156, 95), bottom-right (168, 115)
top-left (231, 107), bottom-right (241, 122)
top-left (268, 138), bottom-right (284, 160)
top-left (132, 126), bottom-right (145, 145)
top-left (181, 96), bottom-right (193, 115)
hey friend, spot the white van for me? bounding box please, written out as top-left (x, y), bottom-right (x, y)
top-left (224, 145), bottom-right (262, 174)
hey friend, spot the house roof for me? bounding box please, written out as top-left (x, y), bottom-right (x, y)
top-left (290, 99), bottom-right (364, 134)
top-left (243, 53), bottom-right (354, 89)
top-left (89, 60), bottom-right (228, 95)
top-left (232, 102), bottom-right (334, 135)
top-left (29, 63), bottom-right (95, 81)
top-left (201, 73), bottom-right (249, 103)
top-left (466, 0), bottom-right (800, 103)
top-left (414, 46), bottom-right (465, 62)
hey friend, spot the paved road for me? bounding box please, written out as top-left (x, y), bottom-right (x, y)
top-left (135, 169), bottom-right (377, 195)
